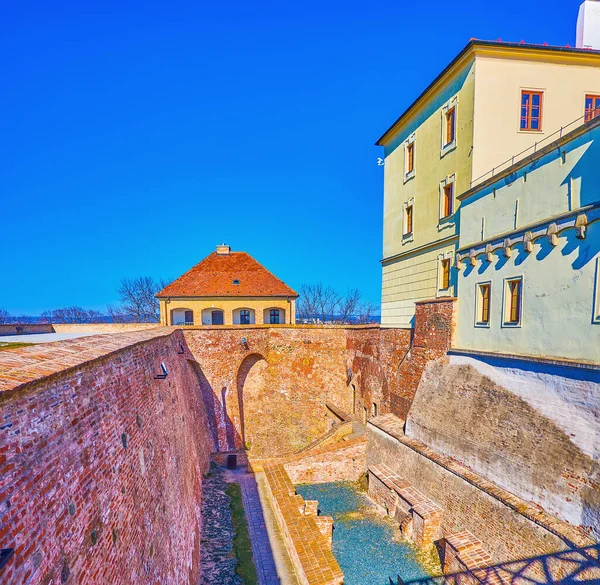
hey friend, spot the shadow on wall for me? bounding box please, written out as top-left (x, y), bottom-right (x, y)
top-left (186, 349), bottom-right (268, 453)
top-left (400, 543), bottom-right (600, 585)
top-left (236, 353), bottom-right (266, 446)
top-left (383, 64), bottom-right (473, 157)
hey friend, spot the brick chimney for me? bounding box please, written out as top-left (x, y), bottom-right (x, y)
top-left (216, 243), bottom-right (231, 255)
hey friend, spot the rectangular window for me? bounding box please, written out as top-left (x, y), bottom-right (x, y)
top-left (520, 91), bottom-right (543, 131)
top-left (505, 278), bottom-right (523, 325)
top-left (406, 142), bottom-right (415, 173)
top-left (405, 204), bottom-right (413, 235)
top-left (442, 183), bottom-right (454, 218)
top-left (441, 258), bottom-right (451, 290)
top-left (269, 309), bottom-right (280, 324)
top-left (585, 94), bottom-right (600, 122)
top-left (445, 107), bottom-right (456, 145)
top-left (477, 283), bottom-right (490, 325)
top-left (240, 310), bottom-right (250, 325)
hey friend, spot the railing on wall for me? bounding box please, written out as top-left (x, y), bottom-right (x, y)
top-left (470, 108), bottom-right (600, 189)
top-left (397, 543), bottom-right (600, 585)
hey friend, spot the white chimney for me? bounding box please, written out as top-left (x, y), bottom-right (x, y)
top-left (577, 0), bottom-right (600, 50)
top-left (216, 243), bottom-right (231, 255)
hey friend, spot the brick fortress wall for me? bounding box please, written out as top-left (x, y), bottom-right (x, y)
top-left (346, 298), bottom-right (455, 420)
top-left (0, 330), bottom-right (215, 585)
top-left (0, 299), bottom-right (457, 583)
top-left (180, 299), bottom-right (455, 458)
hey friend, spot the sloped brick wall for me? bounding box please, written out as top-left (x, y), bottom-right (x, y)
top-left (346, 298), bottom-right (455, 420)
top-left (0, 330), bottom-right (215, 585)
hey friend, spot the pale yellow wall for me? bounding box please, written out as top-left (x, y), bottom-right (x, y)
top-left (159, 297), bottom-right (296, 326)
top-left (382, 61), bottom-right (476, 260)
top-left (381, 240), bottom-right (457, 328)
top-left (380, 61), bottom-right (474, 327)
top-left (472, 54), bottom-right (600, 182)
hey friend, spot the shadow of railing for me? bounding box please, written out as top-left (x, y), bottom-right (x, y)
top-left (397, 545), bottom-right (600, 585)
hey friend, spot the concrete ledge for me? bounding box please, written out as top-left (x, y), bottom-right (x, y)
top-left (369, 463), bottom-right (443, 547)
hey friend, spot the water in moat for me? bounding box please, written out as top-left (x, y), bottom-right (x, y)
top-left (295, 481), bottom-right (433, 585)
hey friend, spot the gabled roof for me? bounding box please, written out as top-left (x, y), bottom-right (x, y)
top-left (376, 39), bottom-right (600, 146)
top-left (157, 251), bottom-right (298, 298)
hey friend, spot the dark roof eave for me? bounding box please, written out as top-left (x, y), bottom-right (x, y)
top-left (156, 293), bottom-right (299, 299)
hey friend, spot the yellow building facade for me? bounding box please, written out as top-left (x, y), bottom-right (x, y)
top-left (157, 245), bottom-right (298, 326)
top-left (378, 40), bottom-right (600, 327)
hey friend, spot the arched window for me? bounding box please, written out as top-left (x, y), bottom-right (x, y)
top-left (170, 308), bottom-right (194, 326)
top-left (263, 307), bottom-right (285, 325)
top-left (233, 308), bottom-right (255, 325)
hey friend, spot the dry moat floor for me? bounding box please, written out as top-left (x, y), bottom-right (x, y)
top-left (200, 468), bottom-right (435, 585)
top-left (296, 482), bottom-right (434, 585)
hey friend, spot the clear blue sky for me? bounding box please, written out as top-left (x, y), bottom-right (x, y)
top-left (0, 0), bottom-right (582, 314)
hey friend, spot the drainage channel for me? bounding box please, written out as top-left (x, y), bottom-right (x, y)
top-left (201, 463), bottom-right (298, 585)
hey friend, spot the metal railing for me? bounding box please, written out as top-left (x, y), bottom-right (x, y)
top-left (470, 108), bottom-right (600, 189)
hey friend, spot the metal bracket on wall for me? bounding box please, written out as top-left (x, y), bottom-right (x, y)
top-left (0, 549), bottom-right (14, 571)
top-left (154, 362), bottom-right (168, 379)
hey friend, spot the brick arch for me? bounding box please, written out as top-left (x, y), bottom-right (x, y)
top-left (234, 353), bottom-right (267, 448)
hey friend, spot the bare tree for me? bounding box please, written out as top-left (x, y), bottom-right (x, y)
top-left (40, 306), bottom-right (106, 324)
top-left (334, 289), bottom-right (361, 325)
top-left (356, 302), bottom-right (377, 324)
top-left (0, 308), bottom-right (11, 324)
top-left (296, 283), bottom-right (378, 324)
top-left (113, 276), bottom-right (170, 323)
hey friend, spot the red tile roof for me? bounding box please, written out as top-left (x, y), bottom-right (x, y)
top-left (157, 251), bottom-right (298, 298)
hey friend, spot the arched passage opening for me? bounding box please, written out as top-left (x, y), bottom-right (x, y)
top-left (234, 353), bottom-right (267, 449)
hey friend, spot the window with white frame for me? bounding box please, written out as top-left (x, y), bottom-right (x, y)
top-left (503, 276), bottom-right (523, 327)
top-left (404, 134), bottom-right (416, 181)
top-left (437, 253), bottom-right (453, 295)
top-left (475, 282), bottom-right (491, 326)
top-left (439, 175), bottom-right (456, 221)
top-left (403, 199), bottom-right (414, 239)
top-left (441, 96), bottom-right (458, 155)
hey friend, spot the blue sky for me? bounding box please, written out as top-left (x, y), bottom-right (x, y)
top-left (0, 0), bottom-right (582, 314)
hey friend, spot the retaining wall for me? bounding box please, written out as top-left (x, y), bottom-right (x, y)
top-left (367, 415), bottom-right (592, 566)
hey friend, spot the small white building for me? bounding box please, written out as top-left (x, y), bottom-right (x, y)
top-left (454, 115), bottom-right (600, 364)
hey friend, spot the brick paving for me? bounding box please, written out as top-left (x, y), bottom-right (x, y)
top-left (227, 470), bottom-right (281, 585)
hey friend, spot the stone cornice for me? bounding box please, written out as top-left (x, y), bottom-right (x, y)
top-left (456, 204), bottom-right (599, 268)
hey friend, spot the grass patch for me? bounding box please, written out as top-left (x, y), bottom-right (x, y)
top-left (226, 482), bottom-right (259, 585)
top-left (0, 342), bottom-right (35, 351)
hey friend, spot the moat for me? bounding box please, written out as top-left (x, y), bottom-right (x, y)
top-left (296, 481), bottom-right (433, 585)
